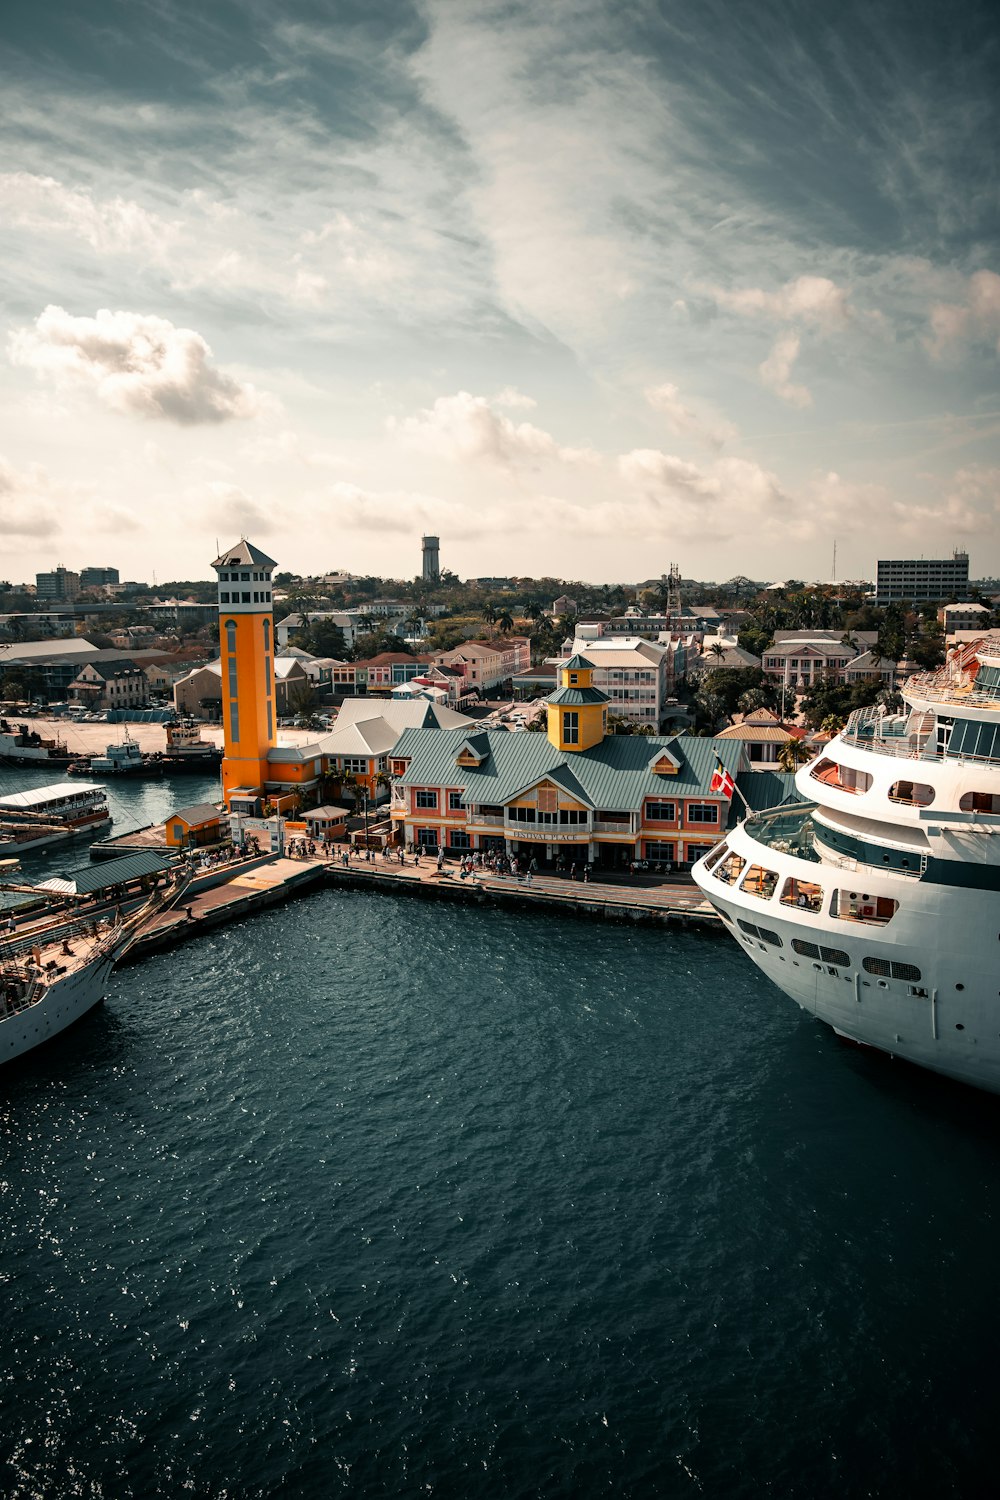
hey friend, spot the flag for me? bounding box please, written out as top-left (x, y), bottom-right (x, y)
top-left (710, 759), bottom-right (735, 799)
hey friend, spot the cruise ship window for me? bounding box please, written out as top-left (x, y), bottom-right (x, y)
top-left (780, 877), bottom-right (823, 912)
top-left (889, 780), bottom-right (935, 806)
top-left (714, 852), bottom-right (746, 886)
top-left (810, 758), bottom-right (873, 795)
top-left (959, 791), bottom-right (1000, 814)
top-left (702, 842), bottom-right (728, 871)
top-left (833, 892), bottom-right (898, 925)
top-left (740, 864), bottom-right (779, 899)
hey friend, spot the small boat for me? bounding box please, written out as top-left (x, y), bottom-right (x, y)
top-left (0, 864), bottom-right (192, 1064)
top-left (70, 737), bottom-right (164, 778)
top-left (161, 721), bottom-right (223, 773)
top-left (0, 719), bottom-right (85, 770)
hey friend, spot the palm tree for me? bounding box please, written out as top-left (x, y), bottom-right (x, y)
top-left (777, 737), bottom-right (812, 773)
top-left (820, 714), bottom-right (846, 735)
top-left (708, 641), bottom-right (726, 662)
top-left (482, 604), bottom-right (498, 627)
top-left (497, 611), bottom-right (514, 634)
top-left (524, 601), bottom-right (545, 625)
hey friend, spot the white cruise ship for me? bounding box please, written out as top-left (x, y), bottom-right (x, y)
top-left (693, 636), bottom-right (1000, 1094)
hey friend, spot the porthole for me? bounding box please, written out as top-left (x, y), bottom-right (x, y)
top-left (956, 1023), bottom-right (965, 1031)
top-left (955, 983), bottom-right (965, 992)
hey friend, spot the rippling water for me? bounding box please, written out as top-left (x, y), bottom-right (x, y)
top-left (3, 873), bottom-right (1000, 1495)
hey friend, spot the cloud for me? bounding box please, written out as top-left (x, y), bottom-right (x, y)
top-left (0, 172), bottom-right (177, 259)
top-left (9, 307), bottom-right (261, 425)
top-left (493, 386), bottom-right (537, 410)
top-left (389, 390), bottom-right (599, 469)
top-left (191, 481), bottom-right (275, 536)
top-left (617, 447), bottom-right (793, 540)
top-left (709, 275), bottom-right (853, 329)
top-left (645, 382), bottom-right (736, 447)
top-left (758, 333), bottom-right (812, 408)
top-left (0, 453), bottom-right (61, 537)
top-left (927, 269), bottom-right (1000, 358)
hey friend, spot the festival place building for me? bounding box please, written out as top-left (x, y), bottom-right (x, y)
top-left (388, 655), bottom-right (748, 870)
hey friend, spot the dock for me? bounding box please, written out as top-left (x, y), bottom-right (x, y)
top-left (6, 852), bottom-right (723, 971)
top-left (124, 853), bottom-right (722, 961)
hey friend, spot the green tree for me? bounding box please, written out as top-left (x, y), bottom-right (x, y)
top-left (777, 737), bottom-right (812, 772)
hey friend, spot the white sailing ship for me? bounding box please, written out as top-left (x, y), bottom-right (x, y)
top-left (693, 635), bottom-right (1000, 1094)
top-left (1, 866), bottom-right (190, 1064)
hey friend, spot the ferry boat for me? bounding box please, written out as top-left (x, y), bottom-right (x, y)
top-left (0, 866), bottom-right (191, 1063)
top-left (0, 719), bottom-right (84, 770)
top-left (161, 721), bottom-right (223, 773)
top-left (0, 782), bottom-right (112, 855)
top-left (693, 635), bottom-right (1000, 1095)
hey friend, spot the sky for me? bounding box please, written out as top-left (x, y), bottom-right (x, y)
top-left (1, 0), bottom-right (999, 588)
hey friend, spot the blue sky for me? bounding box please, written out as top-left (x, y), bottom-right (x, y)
top-left (2, 0), bottom-right (999, 585)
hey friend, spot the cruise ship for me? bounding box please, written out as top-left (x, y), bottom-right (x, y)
top-left (693, 636), bottom-right (1000, 1094)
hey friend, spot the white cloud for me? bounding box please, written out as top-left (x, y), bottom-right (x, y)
top-left (190, 481), bottom-right (275, 536)
top-left (645, 382), bottom-right (736, 447)
top-left (389, 390), bottom-right (599, 469)
top-left (0, 172), bottom-right (177, 259)
top-left (758, 333), bottom-right (812, 408)
top-left (493, 386), bottom-right (537, 410)
top-left (927, 269), bottom-right (1000, 358)
top-left (618, 447), bottom-right (793, 540)
top-left (710, 275), bottom-right (853, 329)
top-left (9, 307), bottom-right (262, 425)
top-left (0, 453), bottom-right (62, 537)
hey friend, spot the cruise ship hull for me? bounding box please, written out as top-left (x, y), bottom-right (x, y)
top-left (695, 815), bottom-right (1000, 1095)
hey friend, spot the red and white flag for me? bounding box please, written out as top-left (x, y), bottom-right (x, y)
top-left (710, 759), bottom-right (735, 799)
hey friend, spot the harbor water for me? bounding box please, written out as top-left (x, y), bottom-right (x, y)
top-left (3, 772), bottom-right (1000, 1496)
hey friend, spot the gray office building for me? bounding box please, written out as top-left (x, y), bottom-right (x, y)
top-left (875, 552), bottom-right (970, 606)
top-left (35, 566), bottom-right (80, 602)
top-left (80, 566), bottom-right (120, 589)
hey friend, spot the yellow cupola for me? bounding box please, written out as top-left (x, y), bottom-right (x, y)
top-left (546, 654), bottom-right (609, 752)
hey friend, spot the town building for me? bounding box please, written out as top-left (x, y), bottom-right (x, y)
top-left (689, 643), bottom-right (763, 675)
top-left (172, 655), bottom-right (309, 721)
top-left (80, 566), bottom-right (120, 589)
top-left (552, 595), bottom-right (577, 617)
top-left (715, 708), bottom-right (803, 767)
top-left (35, 567), bottom-right (81, 602)
top-left (422, 535), bottom-right (441, 584)
top-left (432, 638), bottom-right (531, 694)
top-left (939, 601), bottom-right (990, 632)
top-left (875, 551), bottom-right (970, 605)
top-left (70, 658), bottom-right (151, 711)
top-left (164, 803), bottom-right (224, 849)
top-left (389, 655), bottom-right (745, 869)
top-left (557, 637), bottom-right (676, 729)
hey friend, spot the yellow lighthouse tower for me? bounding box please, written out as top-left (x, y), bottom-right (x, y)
top-left (212, 540), bottom-right (278, 806)
top-left (546, 654), bottom-right (609, 752)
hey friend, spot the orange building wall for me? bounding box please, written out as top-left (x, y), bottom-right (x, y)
top-left (220, 611), bottom-right (277, 802)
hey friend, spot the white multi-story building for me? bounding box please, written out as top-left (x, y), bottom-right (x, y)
top-left (557, 637), bottom-right (673, 729)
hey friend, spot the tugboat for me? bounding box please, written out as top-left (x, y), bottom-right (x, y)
top-left (69, 735), bottom-right (164, 778)
top-left (161, 720), bottom-right (223, 774)
top-left (0, 719), bottom-right (85, 770)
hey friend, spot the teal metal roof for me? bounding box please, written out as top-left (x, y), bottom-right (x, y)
top-left (392, 726), bottom-right (746, 813)
top-left (38, 850), bottom-right (174, 896)
top-left (562, 653), bottom-right (594, 670)
top-left (733, 770), bottom-right (801, 817)
top-left (547, 685), bottom-right (609, 706)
